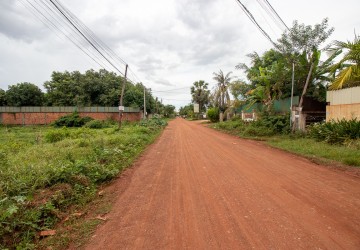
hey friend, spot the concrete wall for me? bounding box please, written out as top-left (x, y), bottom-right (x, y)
top-left (0, 110), bottom-right (142, 125)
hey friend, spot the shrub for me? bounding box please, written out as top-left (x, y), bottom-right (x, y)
top-left (308, 118), bottom-right (360, 144)
top-left (45, 128), bottom-right (70, 142)
top-left (53, 112), bottom-right (93, 127)
top-left (207, 107), bottom-right (219, 122)
top-left (85, 120), bottom-right (107, 129)
top-left (139, 118), bottom-right (167, 127)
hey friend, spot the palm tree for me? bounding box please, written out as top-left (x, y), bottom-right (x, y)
top-left (190, 80), bottom-right (210, 116)
top-left (328, 35), bottom-right (360, 90)
top-left (213, 70), bottom-right (232, 122)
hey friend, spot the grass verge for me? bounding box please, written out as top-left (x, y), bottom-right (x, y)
top-left (268, 136), bottom-right (360, 167)
top-left (209, 121), bottom-right (360, 168)
top-left (0, 120), bottom-right (166, 249)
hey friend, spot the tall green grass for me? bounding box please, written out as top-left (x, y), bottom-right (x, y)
top-left (210, 116), bottom-right (360, 167)
top-left (0, 121), bottom-right (166, 249)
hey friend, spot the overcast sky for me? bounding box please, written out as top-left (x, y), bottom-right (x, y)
top-left (0, 0), bottom-right (359, 109)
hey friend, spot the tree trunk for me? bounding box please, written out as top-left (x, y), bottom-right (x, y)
top-left (298, 62), bottom-right (314, 108)
top-left (219, 112), bottom-right (224, 122)
top-left (292, 61), bottom-right (314, 131)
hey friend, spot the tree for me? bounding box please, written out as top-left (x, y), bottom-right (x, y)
top-left (179, 104), bottom-right (194, 118)
top-left (213, 70), bottom-right (232, 122)
top-left (275, 18), bottom-right (334, 108)
top-left (162, 104), bottom-right (175, 118)
top-left (190, 80), bottom-right (210, 114)
top-left (6, 82), bottom-right (44, 106)
top-left (229, 80), bottom-right (251, 101)
top-left (328, 35), bottom-right (360, 90)
top-left (0, 89), bottom-right (6, 106)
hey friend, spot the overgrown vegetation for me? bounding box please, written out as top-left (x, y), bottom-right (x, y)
top-left (209, 115), bottom-right (360, 167)
top-left (0, 119), bottom-right (167, 249)
top-left (212, 113), bottom-right (289, 137)
top-left (207, 107), bottom-right (219, 123)
top-left (53, 112), bottom-right (93, 127)
top-left (308, 118), bottom-right (360, 145)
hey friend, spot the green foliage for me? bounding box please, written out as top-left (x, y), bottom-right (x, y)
top-left (212, 70), bottom-right (232, 115)
top-left (42, 69), bottom-right (166, 114)
top-left (191, 80), bottom-right (210, 112)
top-left (207, 107), bottom-right (219, 122)
top-left (230, 80), bottom-right (251, 101)
top-left (328, 35), bottom-right (360, 90)
top-left (179, 104), bottom-right (195, 119)
top-left (0, 89), bottom-right (6, 106)
top-left (84, 120), bottom-right (114, 129)
top-left (212, 113), bottom-right (290, 137)
top-left (236, 19), bottom-right (335, 108)
top-left (5, 82), bottom-right (44, 106)
top-left (53, 112), bottom-right (93, 127)
top-left (0, 122), bottom-right (165, 248)
top-left (268, 137), bottom-right (360, 167)
top-left (162, 104), bottom-right (176, 118)
top-left (45, 127), bottom-right (71, 142)
top-left (308, 118), bottom-right (360, 144)
top-left (139, 118), bottom-right (168, 127)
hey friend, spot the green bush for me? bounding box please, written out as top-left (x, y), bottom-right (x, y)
top-left (211, 113), bottom-right (291, 137)
top-left (308, 118), bottom-right (360, 144)
top-left (53, 112), bottom-right (93, 127)
top-left (85, 120), bottom-right (107, 129)
top-left (139, 118), bottom-right (167, 127)
top-left (207, 107), bottom-right (219, 123)
top-left (45, 127), bottom-right (70, 142)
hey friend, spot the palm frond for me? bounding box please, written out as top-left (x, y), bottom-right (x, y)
top-left (329, 65), bottom-right (355, 90)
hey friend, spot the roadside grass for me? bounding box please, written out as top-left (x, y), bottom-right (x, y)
top-left (209, 120), bottom-right (360, 167)
top-left (0, 120), bottom-right (166, 249)
top-left (268, 136), bottom-right (360, 167)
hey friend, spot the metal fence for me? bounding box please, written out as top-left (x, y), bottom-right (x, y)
top-left (236, 96), bottom-right (299, 113)
top-left (0, 106), bottom-right (140, 113)
top-left (327, 86), bottom-right (360, 105)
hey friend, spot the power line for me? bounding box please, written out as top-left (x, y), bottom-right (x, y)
top-left (19, 0), bottom-right (188, 104)
top-left (48, 0), bottom-right (126, 76)
top-left (234, 0), bottom-right (276, 46)
top-left (152, 86), bottom-right (191, 93)
top-left (20, 0), bottom-right (109, 70)
top-left (53, 0), bottom-right (128, 66)
top-left (255, 0), bottom-right (284, 32)
top-left (262, 0), bottom-right (289, 30)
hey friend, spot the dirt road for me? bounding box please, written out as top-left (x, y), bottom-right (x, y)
top-left (85, 118), bottom-right (360, 249)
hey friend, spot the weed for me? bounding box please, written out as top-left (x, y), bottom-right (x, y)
top-left (0, 119), bottom-right (166, 248)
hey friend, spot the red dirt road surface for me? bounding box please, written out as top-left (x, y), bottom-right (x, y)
top-left (85, 118), bottom-right (360, 249)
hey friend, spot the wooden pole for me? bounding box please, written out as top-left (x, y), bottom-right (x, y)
top-left (119, 64), bottom-right (128, 128)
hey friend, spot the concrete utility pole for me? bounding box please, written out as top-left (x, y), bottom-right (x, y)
top-left (119, 64), bottom-right (128, 128)
top-left (143, 86), bottom-right (146, 119)
top-left (290, 62), bottom-right (295, 128)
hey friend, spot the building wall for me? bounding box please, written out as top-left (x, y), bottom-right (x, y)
top-left (326, 103), bottom-right (360, 121)
top-left (326, 86), bottom-right (360, 121)
top-left (0, 112), bottom-right (142, 125)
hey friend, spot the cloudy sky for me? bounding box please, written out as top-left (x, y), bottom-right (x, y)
top-left (0, 0), bottom-right (359, 109)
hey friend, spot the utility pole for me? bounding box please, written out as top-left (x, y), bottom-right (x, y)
top-left (119, 64), bottom-right (128, 128)
top-left (290, 62), bottom-right (295, 128)
top-left (143, 86), bottom-right (146, 119)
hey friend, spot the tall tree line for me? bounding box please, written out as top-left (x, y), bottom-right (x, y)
top-left (0, 69), bottom-right (166, 115)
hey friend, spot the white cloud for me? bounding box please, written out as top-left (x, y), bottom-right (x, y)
top-left (0, 0), bottom-right (359, 109)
